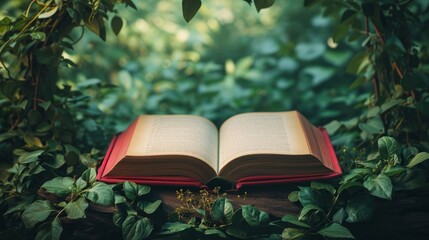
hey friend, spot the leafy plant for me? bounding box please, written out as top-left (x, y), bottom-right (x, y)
top-left (271, 136), bottom-right (429, 239)
top-left (113, 181), bottom-right (163, 240)
top-left (20, 168), bottom-right (113, 239)
top-left (160, 188), bottom-right (275, 239)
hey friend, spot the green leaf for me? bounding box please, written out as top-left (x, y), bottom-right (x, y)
top-left (17, 149), bottom-right (44, 164)
top-left (318, 223), bottom-right (355, 239)
top-left (85, 182), bottom-right (114, 206)
top-left (281, 214), bottom-right (310, 228)
top-left (288, 191), bottom-right (299, 202)
top-left (382, 166), bottom-right (406, 176)
top-left (281, 228), bottom-right (304, 240)
top-left (22, 200), bottom-right (55, 228)
top-left (65, 197), bottom-right (88, 219)
top-left (204, 229), bottom-right (227, 238)
top-left (337, 182), bottom-right (363, 195)
top-left (75, 178), bottom-right (87, 191)
top-left (136, 199), bottom-right (162, 214)
top-left (311, 181), bottom-right (336, 195)
top-left (406, 152), bottom-right (429, 168)
top-left (345, 194), bottom-right (374, 223)
top-left (212, 198), bottom-right (234, 223)
top-left (363, 174), bottom-right (393, 200)
top-left (122, 215), bottom-right (153, 240)
top-left (35, 218), bottom-right (62, 240)
top-left (80, 168), bottom-right (96, 184)
top-left (113, 210), bottom-right (127, 227)
top-left (378, 136), bottom-right (398, 159)
top-left (44, 154), bottom-right (65, 169)
top-left (254, 0), bottom-right (275, 12)
top-left (39, 6), bottom-right (58, 19)
top-left (182, 0), bottom-right (202, 22)
top-left (298, 204), bottom-right (323, 220)
top-left (242, 205), bottom-right (270, 227)
top-left (297, 187), bottom-right (328, 207)
top-left (111, 16), bottom-right (123, 35)
top-left (123, 182), bottom-right (151, 200)
top-left (30, 32), bottom-right (46, 41)
top-left (41, 177), bottom-right (74, 198)
top-left (159, 222), bottom-right (192, 235)
top-left (333, 208), bottom-right (347, 224)
top-left (341, 168), bottom-right (371, 183)
top-left (359, 116), bottom-right (384, 134)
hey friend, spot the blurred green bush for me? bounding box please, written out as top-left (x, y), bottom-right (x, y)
top-left (60, 0), bottom-right (366, 134)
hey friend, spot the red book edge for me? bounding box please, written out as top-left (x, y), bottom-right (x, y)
top-left (96, 134), bottom-right (204, 187)
top-left (96, 128), bottom-right (342, 189)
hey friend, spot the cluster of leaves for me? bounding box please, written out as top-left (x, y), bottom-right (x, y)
top-left (113, 182), bottom-right (163, 240)
top-left (313, 0), bottom-right (429, 150)
top-left (19, 168), bottom-right (163, 240)
top-left (182, 0), bottom-right (275, 22)
top-left (20, 168), bottom-right (114, 239)
top-left (271, 136), bottom-right (429, 239)
top-left (161, 189), bottom-right (275, 239)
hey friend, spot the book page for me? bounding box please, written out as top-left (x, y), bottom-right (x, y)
top-left (218, 112), bottom-right (311, 171)
top-left (127, 115), bottom-right (219, 171)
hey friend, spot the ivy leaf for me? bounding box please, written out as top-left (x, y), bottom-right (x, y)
top-left (254, 0), bottom-right (275, 12)
top-left (124, 0), bottom-right (137, 10)
top-left (378, 136), bottom-right (398, 159)
top-left (65, 197), bottom-right (88, 219)
top-left (333, 208), bottom-right (347, 224)
top-left (122, 215), bottom-right (153, 240)
top-left (288, 191), bottom-right (299, 202)
top-left (297, 187), bottom-right (330, 208)
top-left (35, 218), bottom-right (62, 240)
top-left (363, 174), bottom-right (393, 200)
top-left (111, 16), bottom-right (123, 36)
top-left (406, 152), bottom-right (429, 168)
top-left (359, 116), bottom-right (384, 134)
top-left (85, 182), bottom-right (114, 206)
top-left (123, 182), bottom-right (150, 201)
top-left (311, 181), bottom-right (336, 195)
top-left (159, 222), bottom-right (192, 235)
top-left (204, 228), bottom-right (227, 238)
top-left (41, 177), bottom-right (74, 198)
top-left (241, 205), bottom-right (270, 227)
top-left (80, 168), bottom-right (96, 184)
top-left (345, 194), bottom-right (375, 223)
top-left (298, 204), bottom-right (324, 220)
top-left (136, 199), bottom-right (162, 214)
top-left (212, 197), bottom-right (234, 223)
top-left (113, 209), bottom-right (127, 228)
top-left (182, 0), bottom-right (201, 22)
top-left (16, 149), bottom-right (44, 164)
top-left (281, 214), bottom-right (310, 228)
top-left (21, 200), bottom-right (55, 228)
top-left (337, 182), bottom-right (363, 195)
top-left (75, 178), bottom-right (87, 192)
top-left (318, 223), bottom-right (355, 239)
top-left (282, 228), bottom-right (305, 240)
top-left (39, 6), bottom-right (58, 19)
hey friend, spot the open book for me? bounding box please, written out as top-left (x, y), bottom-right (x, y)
top-left (96, 111), bottom-right (341, 188)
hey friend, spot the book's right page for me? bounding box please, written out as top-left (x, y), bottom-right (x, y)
top-left (218, 111), bottom-right (311, 172)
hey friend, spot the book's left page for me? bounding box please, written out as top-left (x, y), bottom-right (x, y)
top-left (101, 115), bottom-right (219, 183)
